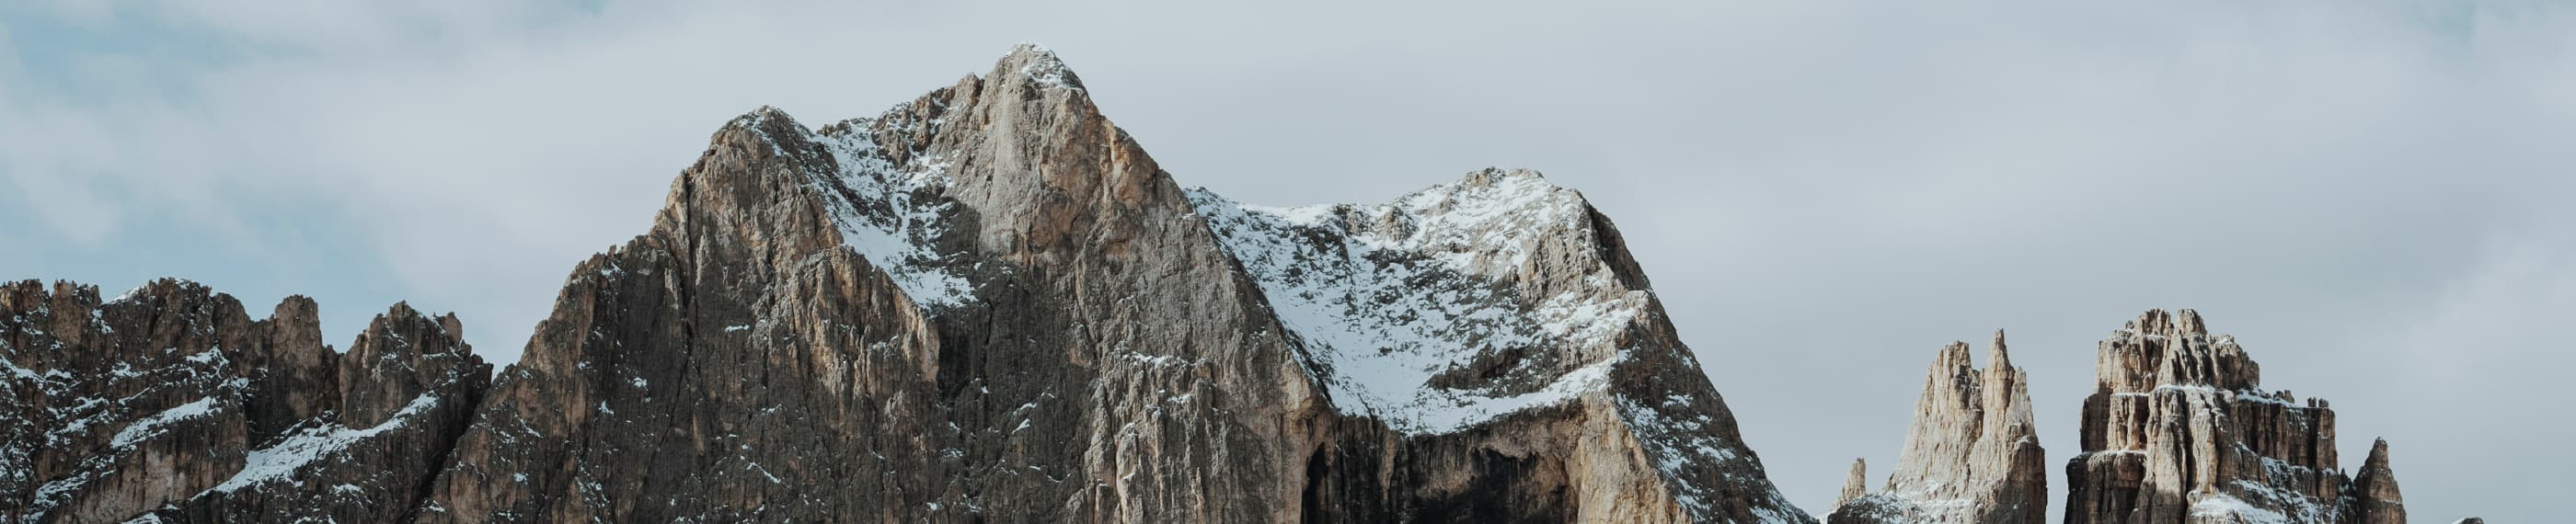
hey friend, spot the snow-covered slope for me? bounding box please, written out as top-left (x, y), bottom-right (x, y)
top-left (1191, 168), bottom-right (1811, 523)
top-left (1187, 169), bottom-right (1649, 434)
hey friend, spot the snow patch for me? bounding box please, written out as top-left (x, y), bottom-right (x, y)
top-left (109, 397), bottom-right (221, 448)
top-left (737, 110), bottom-right (976, 309)
top-left (212, 393), bottom-right (443, 492)
top-left (2191, 493), bottom-right (2292, 524)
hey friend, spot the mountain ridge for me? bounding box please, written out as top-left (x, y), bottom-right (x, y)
top-left (0, 45), bottom-right (2455, 524)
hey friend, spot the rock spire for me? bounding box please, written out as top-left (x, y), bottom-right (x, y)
top-left (1828, 331), bottom-right (2046, 524)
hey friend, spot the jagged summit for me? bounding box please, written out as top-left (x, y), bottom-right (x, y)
top-left (532, 46), bottom-right (1806, 522)
top-left (1183, 166), bottom-right (1644, 433)
top-left (2068, 309), bottom-right (2404, 524)
top-left (999, 42), bottom-right (1084, 90)
top-left (6, 45), bottom-right (2459, 524)
top-left (2352, 439), bottom-right (2407, 524)
top-left (1828, 330), bottom-right (2045, 524)
top-left (0, 278), bottom-right (489, 523)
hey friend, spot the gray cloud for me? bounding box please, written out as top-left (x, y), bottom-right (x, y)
top-left (2, 0), bottom-right (2567, 520)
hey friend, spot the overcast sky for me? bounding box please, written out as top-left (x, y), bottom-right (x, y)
top-left (4, 1), bottom-right (2568, 520)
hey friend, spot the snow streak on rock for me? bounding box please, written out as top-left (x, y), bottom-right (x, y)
top-left (210, 393), bottom-right (443, 493)
top-left (734, 109), bottom-right (974, 309)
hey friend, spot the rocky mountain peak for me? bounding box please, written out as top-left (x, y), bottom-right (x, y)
top-left (33, 45), bottom-right (2495, 524)
top-left (996, 42), bottom-right (1085, 91)
top-left (403, 46), bottom-right (1812, 523)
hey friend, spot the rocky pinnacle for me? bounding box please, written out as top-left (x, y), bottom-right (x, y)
top-left (1828, 331), bottom-right (2046, 524)
top-left (1839, 460), bottom-right (1869, 507)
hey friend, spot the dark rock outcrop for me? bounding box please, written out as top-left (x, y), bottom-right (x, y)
top-left (0, 279), bottom-right (489, 523)
top-left (1827, 332), bottom-right (2045, 524)
top-left (2064, 310), bottom-right (2406, 524)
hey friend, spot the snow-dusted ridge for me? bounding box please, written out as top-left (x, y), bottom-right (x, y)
top-left (1186, 168), bottom-right (1651, 434)
top-left (729, 108), bottom-right (976, 309)
top-left (1009, 42), bottom-right (1083, 90)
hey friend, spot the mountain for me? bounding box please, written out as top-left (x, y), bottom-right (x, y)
top-left (0, 46), bottom-right (2461, 524)
top-left (1826, 332), bottom-right (2046, 524)
top-left (2064, 310), bottom-right (2406, 524)
top-left (1, 45), bottom-right (1811, 523)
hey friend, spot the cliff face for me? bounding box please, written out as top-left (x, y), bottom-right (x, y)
top-left (2064, 310), bottom-right (2404, 524)
top-left (0, 279), bottom-right (489, 523)
top-left (1827, 333), bottom-right (2046, 524)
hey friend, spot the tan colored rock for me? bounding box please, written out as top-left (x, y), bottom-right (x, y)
top-left (2064, 309), bottom-right (2407, 524)
top-left (1840, 459), bottom-right (1869, 507)
top-left (1829, 331), bottom-right (2045, 524)
top-left (2350, 439), bottom-right (2405, 524)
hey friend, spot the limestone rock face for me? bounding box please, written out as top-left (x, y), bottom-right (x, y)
top-left (405, 44), bottom-right (1809, 523)
top-left (1839, 460), bottom-right (1869, 507)
top-left (0, 279), bottom-right (490, 523)
top-left (2064, 310), bottom-right (2405, 524)
top-left (1827, 332), bottom-right (2045, 524)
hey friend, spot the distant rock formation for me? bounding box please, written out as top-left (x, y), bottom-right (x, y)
top-left (2064, 310), bottom-right (2406, 524)
top-left (1838, 459), bottom-right (1869, 507)
top-left (1827, 332), bottom-right (2046, 524)
top-left (0, 279), bottom-right (489, 523)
